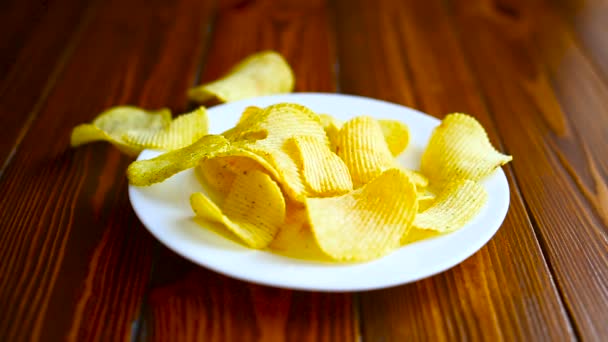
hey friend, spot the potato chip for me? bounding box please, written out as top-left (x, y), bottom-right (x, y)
top-left (416, 189), bottom-right (436, 212)
top-left (127, 135), bottom-right (231, 186)
top-left (188, 51), bottom-right (294, 103)
top-left (378, 119), bottom-right (410, 156)
top-left (306, 169), bottom-right (418, 261)
top-left (334, 116), bottom-right (396, 187)
top-left (318, 113), bottom-right (343, 151)
top-left (124, 107), bottom-right (208, 151)
top-left (71, 106), bottom-right (171, 156)
top-left (401, 228), bottom-right (440, 244)
top-left (225, 103), bottom-right (328, 201)
top-left (269, 203), bottom-right (329, 260)
top-left (401, 168), bottom-right (429, 189)
top-left (421, 113), bottom-right (512, 184)
top-left (190, 169), bottom-right (285, 248)
top-left (412, 179), bottom-right (487, 233)
top-left (196, 155), bottom-right (268, 204)
top-left (287, 136), bottom-right (352, 196)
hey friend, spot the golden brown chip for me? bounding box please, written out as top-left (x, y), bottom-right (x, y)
top-left (287, 135), bottom-right (353, 197)
top-left (334, 116), bottom-right (396, 187)
top-left (421, 113), bottom-right (512, 184)
top-left (71, 106), bottom-right (171, 156)
top-left (306, 169), bottom-right (418, 261)
top-left (412, 179), bottom-right (487, 233)
top-left (190, 169), bottom-right (285, 248)
top-left (378, 119), bottom-right (410, 156)
top-left (188, 51), bottom-right (294, 103)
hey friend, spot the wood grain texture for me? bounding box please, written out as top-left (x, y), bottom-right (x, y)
top-left (0, 0), bottom-right (96, 172)
top-left (555, 0), bottom-right (608, 83)
top-left (142, 1), bottom-right (356, 341)
top-left (332, 0), bottom-right (575, 340)
top-left (448, 0), bottom-right (608, 339)
top-left (0, 0), bottom-right (214, 340)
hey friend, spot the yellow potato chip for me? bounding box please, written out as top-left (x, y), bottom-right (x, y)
top-left (269, 202), bottom-right (329, 260)
top-left (378, 119), bottom-right (410, 156)
top-left (401, 168), bottom-right (429, 189)
top-left (196, 155), bottom-right (269, 204)
top-left (71, 106), bottom-right (171, 156)
top-left (306, 169), bottom-right (418, 261)
top-left (421, 113), bottom-right (512, 184)
top-left (412, 179), bottom-right (487, 233)
top-left (188, 51), bottom-right (294, 103)
top-left (127, 134), bottom-right (231, 186)
top-left (416, 189), bottom-right (436, 212)
top-left (225, 104), bottom-right (328, 201)
top-left (190, 169), bottom-right (285, 248)
top-left (334, 116), bottom-right (396, 187)
top-left (318, 113), bottom-right (343, 151)
top-left (401, 228), bottom-right (440, 244)
top-left (287, 136), bottom-right (353, 197)
top-left (124, 107), bottom-right (208, 151)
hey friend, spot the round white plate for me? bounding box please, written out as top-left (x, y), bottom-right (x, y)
top-left (129, 93), bottom-right (510, 292)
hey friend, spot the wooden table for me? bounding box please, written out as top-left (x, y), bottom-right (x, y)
top-left (2, 0), bottom-right (607, 340)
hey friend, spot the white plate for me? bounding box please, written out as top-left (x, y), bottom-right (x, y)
top-left (129, 93), bottom-right (509, 292)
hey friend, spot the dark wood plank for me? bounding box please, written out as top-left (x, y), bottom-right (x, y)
top-left (332, 0), bottom-right (574, 340)
top-left (555, 0), bottom-right (608, 83)
top-left (0, 0), bottom-right (95, 172)
top-left (448, 0), bottom-right (608, 339)
top-left (144, 1), bottom-right (357, 341)
top-left (0, 0), bottom-right (215, 340)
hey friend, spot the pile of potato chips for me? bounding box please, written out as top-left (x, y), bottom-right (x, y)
top-left (71, 51), bottom-right (512, 262)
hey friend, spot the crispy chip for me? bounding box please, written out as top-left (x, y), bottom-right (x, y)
top-left (225, 104), bottom-right (328, 201)
top-left (335, 116), bottom-right (396, 187)
top-left (269, 203), bottom-right (329, 260)
top-left (378, 119), bottom-right (410, 156)
top-left (188, 51), bottom-right (294, 103)
top-left (416, 189), bottom-right (436, 212)
top-left (401, 168), bottom-right (429, 189)
top-left (196, 155), bottom-right (269, 203)
top-left (318, 113), bottom-right (343, 151)
top-left (124, 107), bottom-right (208, 151)
top-left (287, 136), bottom-right (353, 196)
top-left (306, 169), bottom-right (418, 261)
top-left (127, 135), bottom-right (231, 186)
top-left (412, 179), bottom-right (487, 233)
top-left (421, 113), bottom-right (512, 184)
top-left (191, 169), bottom-right (285, 248)
top-left (71, 106), bottom-right (171, 156)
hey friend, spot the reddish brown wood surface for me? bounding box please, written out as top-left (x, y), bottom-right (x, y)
top-left (1, 0), bottom-right (607, 340)
top-left (0, 0), bottom-right (214, 340)
top-left (333, 0), bottom-right (574, 340)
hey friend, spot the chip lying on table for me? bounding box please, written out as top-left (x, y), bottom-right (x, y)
top-left (125, 104), bottom-right (512, 262)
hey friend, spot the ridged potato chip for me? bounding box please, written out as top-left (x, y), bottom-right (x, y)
top-left (306, 169), bottom-right (418, 261)
top-left (71, 106), bottom-right (171, 156)
top-left (287, 136), bottom-right (353, 197)
top-left (412, 179), bottom-right (487, 233)
top-left (127, 135), bottom-right (231, 186)
top-left (124, 107), bottom-right (208, 151)
top-left (188, 51), bottom-right (294, 103)
top-left (421, 113), bottom-right (512, 184)
top-left (269, 203), bottom-right (329, 260)
top-left (191, 169), bottom-right (285, 248)
top-left (401, 168), bottom-right (429, 189)
top-left (378, 119), bottom-right (410, 156)
top-left (225, 103), bottom-right (328, 201)
top-left (334, 116), bottom-right (396, 187)
top-left (318, 113), bottom-right (343, 151)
